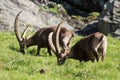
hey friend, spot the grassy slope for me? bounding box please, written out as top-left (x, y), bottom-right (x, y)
top-left (0, 32), bottom-right (120, 80)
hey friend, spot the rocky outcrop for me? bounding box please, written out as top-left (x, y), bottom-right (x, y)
top-left (98, 0), bottom-right (120, 38)
top-left (51, 0), bottom-right (108, 16)
top-left (67, 0), bottom-right (102, 12)
top-left (0, 0), bottom-right (73, 32)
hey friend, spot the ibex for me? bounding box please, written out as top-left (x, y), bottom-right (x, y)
top-left (48, 23), bottom-right (107, 65)
top-left (14, 11), bottom-right (74, 56)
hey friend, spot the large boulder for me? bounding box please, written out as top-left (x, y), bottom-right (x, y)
top-left (0, 0), bottom-right (73, 32)
top-left (98, 0), bottom-right (120, 38)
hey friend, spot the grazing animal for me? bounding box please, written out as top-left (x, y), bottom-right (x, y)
top-left (48, 24), bottom-right (107, 65)
top-left (14, 11), bottom-right (74, 56)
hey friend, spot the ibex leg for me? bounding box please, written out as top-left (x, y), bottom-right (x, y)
top-left (37, 45), bottom-right (41, 56)
top-left (47, 47), bottom-right (52, 56)
top-left (93, 50), bottom-right (99, 62)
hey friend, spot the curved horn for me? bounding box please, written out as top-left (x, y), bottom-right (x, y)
top-left (14, 11), bottom-right (22, 42)
top-left (55, 20), bottom-right (66, 54)
top-left (48, 32), bottom-right (62, 58)
top-left (48, 20), bottom-right (66, 58)
top-left (21, 25), bottom-right (29, 39)
top-left (55, 22), bottom-right (61, 54)
top-left (48, 32), bottom-right (56, 53)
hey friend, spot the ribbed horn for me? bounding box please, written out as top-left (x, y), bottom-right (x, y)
top-left (14, 11), bottom-right (22, 42)
top-left (48, 32), bottom-right (56, 53)
top-left (55, 19), bottom-right (67, 54)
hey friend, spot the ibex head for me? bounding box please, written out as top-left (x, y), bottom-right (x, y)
top-left (14, 11), bottom-right (29, 53)
top-left (48, 20), bottom-right (70, 65)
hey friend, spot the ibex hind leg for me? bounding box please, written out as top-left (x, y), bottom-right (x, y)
top-left (101, 48), bottom-right (106, 61)
top-left (92, 50), bottom-right (99, 62)
top-left (101, 41), bottom-right (107, 62)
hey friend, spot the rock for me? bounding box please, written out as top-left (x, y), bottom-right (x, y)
top-left (30, 0), bottom-right (48, 5)
top-left (98, 0), bottom-right (120, 38)
top-left (39, 68), bottom-right (47, 74)
top-left (0, 0), bottom-right (73, 32)
top-left (67, 19), bottom-right (85, 29)
top-left (0, 0), bottom-right (40, 32)
top-left (75, 20), bottom-right (98, 35)
top-left (54, 0), bottom-right (107, 15)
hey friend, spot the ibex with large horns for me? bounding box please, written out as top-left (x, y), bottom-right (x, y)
top-left (48, 23), bottom-right (107, 65)
top-left (14, 11), bottom-right (74, 56)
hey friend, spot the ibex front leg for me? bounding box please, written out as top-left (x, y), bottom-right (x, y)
top-left (37, 45), bottom-right (41, 56)
top-left (47, 47), bottom-right (52, 56)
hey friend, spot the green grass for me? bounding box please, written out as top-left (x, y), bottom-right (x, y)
top-left (0, 32), bottom-right (120, 80)
top-left (87, 12), bottom-right (100, 20)
top-left (39, 5), bottom-right (58, 14)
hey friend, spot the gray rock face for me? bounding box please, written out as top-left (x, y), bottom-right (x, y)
top-left (98, 0), bottom-right (120, 38)
top-left (0, 0), bottom-right (39, 31)
top-left (0, 0), bottom-right (73, 32)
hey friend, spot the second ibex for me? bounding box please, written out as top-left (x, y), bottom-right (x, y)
top-left (14, 11), bottom-right (74, 56)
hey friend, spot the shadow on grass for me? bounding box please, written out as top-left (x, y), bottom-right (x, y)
top-left (9, 44), bottom-right (20, 52)
top-left (9, 44), bottom-right (51, 57)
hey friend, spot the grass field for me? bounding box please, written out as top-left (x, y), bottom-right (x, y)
top-left (0, 32), bottom-right (120, 80)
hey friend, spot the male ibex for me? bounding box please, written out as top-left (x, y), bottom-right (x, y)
top-left (14, 11), bottom-right (74, 56)
top-left (48, 24), bottom-right (107, 65)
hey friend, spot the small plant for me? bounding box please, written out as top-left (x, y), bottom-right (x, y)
top-left (88, 12), bottom-right (100, 20)
top-left (71, 15), bottom-right (82, 20)
top-left (39, 4), bottom-right (58, 14)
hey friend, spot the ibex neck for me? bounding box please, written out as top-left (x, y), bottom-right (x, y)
top-left (67, 43), bottom-right (84, 60)
top-left (25, 37), bottom-right (36, 48)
